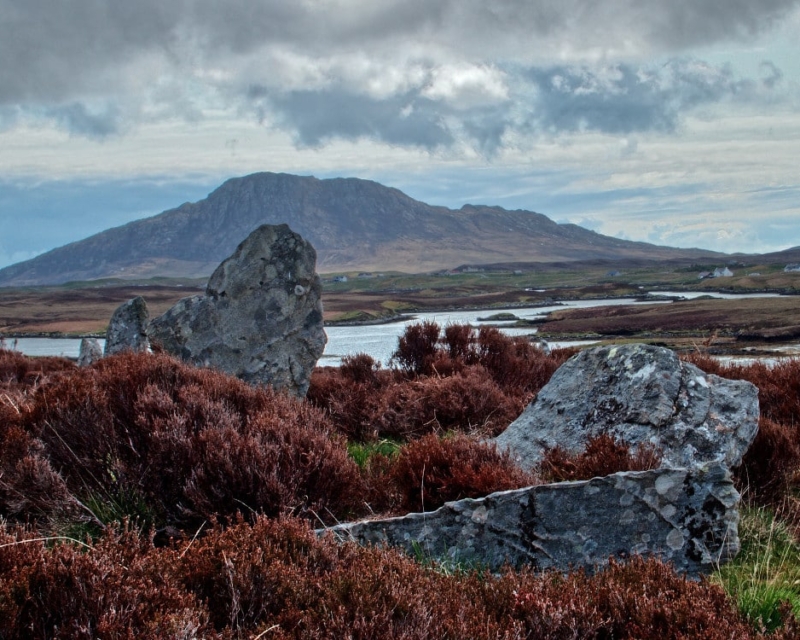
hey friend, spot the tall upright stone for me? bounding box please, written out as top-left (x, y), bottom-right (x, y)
top-left (148, 224), bottom-right (326, 397)
top-left (104, 296), bottom-right (150, 356)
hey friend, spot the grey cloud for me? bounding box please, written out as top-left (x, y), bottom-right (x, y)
top-left (45, 103), bottom-right (124, 139)
top-left (524, 60), bottom-right (751, 135)
top-left (3, 0), bottom-right (799, 107)
top-left (643, 0), bottom-right (799, 49)
top-left (0, 0), bottom-right (185, 103)
top-left (1, 0), bottom-right (796, 148)
top-left (265, 89), bottom-right (454, 148)
top-left (760, 61), bottom-right (784, 89)
top-left (244, 57), bottom-right (774, 152)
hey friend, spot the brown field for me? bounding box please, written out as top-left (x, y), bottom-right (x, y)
top-left (0, 285), bottom-right (201, 335)
top-left (538, 296), bottom-right (800, 354)
top-left (1, 274), bottom-right (799, 358)
top-left (0, 279), bottom-right (639, 335)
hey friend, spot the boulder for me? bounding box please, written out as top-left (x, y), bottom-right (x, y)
top-left (148, 224), bottom-right (326, 397)
top-left (493, 344), bottom-right (759, 471)
top-left (77, 337), bottom-right (103, 367)
top-left (104, 296), bottom-right (150, 355)
top-left (321, 463), bottom-right (740, 577)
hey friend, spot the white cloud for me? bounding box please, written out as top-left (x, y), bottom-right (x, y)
top-left (421, 64), bottom-right (508, 107)
top-left (1, 0), bottom-right (800, 259)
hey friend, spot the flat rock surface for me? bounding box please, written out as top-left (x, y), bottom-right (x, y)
top-left (321, 464), bottom-right (739, 577)
top-left (493, 343), bottom-right (759, 471)
top-left (148, 224), bottom-right (326, 396)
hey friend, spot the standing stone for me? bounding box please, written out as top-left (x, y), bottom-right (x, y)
top-left (147, 224), bottom-right (326, 397)
top-left (77, 337), bottom-right (103, 367)
top-left (104, 296), bottom-right (150, 356)
top-left (321, 463), bottom-right (740, 577)
top-left (493, 343), bottom-right (759, 472)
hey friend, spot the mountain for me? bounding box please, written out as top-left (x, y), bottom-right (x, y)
top-left (0, 172), bottom-right (723, 286)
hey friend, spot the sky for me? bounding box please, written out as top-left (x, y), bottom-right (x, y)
top-left (2, 0), bottom-right (800, 269)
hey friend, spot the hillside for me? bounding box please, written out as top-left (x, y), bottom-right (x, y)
top-left (0, 172), bottom-right (723, 286)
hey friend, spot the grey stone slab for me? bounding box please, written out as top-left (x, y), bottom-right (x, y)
top-left (320, 464), bottom-right (739, 577)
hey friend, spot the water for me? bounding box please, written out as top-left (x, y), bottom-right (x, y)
top-left (320, 299), bottom-right (661, 366)
top-left (4, 292), bottom-right (794, 365)
top-left (0, 337), bottom-right (104, 359)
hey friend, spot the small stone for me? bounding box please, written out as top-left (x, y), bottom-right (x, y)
top-left (104, 296), bottom-right (149, 355)
top-left (77, 337), bottom-right (103, 367)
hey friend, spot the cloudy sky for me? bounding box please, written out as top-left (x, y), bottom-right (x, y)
top-left (2, 0), bottom-right (800, 269)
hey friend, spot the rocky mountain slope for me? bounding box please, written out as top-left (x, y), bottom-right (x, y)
top-left (0, 172), bottom-right (722, 286)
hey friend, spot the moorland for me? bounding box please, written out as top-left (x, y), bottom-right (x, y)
top-left (2, 318), bottom-right (800, 637)
top-left (1, 258), bottom-right (798, 357)
top-left (1, 255), bottom-right (800, 636)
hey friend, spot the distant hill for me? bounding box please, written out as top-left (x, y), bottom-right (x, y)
top-left (0, 172), bottom-right (724, 286)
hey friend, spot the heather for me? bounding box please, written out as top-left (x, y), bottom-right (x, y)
top-left (307, 322), bottom-right (576, 440)
top-left (1, 517), bottom-right (795, 640)
top-left (2, 327), bottom-right (800, 636)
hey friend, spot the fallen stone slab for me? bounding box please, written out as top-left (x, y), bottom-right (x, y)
top-left (493, 343), bottom-right (759, 471)
top-left (104, 296), bottom-right (150, 356)
top-left (320, 464), bottom-right (739, 577)
top-left (148, 224), bottom-right (326, 397)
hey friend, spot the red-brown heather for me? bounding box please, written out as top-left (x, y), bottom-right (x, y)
top-left (308, 322), bottom-right (576, 440)
top-left (2, 516), bottom-right (797, 640)
top-left (1, 326), bottom-right (800, 636)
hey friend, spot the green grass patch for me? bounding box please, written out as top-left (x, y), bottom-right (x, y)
top-left (713, 506), bottom-right (800, 632)
top-left (347, 439), bottom-right (402, 469)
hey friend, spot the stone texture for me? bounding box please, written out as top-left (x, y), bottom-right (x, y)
top-left (321, 464), bottom-right (739, 577)
top-left (147, 224), bottom-right (326, 397)
top-left (493, 343), bottom-right (759, 471)
top-left (104, 296), bottom-right (150, 356)
top-left (77, 338), bottom-right (103, 367)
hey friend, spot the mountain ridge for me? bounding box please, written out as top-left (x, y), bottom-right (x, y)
top-left (0, 172), bottom-right (725, 286)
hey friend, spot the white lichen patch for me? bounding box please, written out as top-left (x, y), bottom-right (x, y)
top-left (471, 505), bottom-right (488, 524)
top-left (666, 528), bottom-right (685, 550)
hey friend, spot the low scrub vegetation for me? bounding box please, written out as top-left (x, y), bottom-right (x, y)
top-left (308, 322), bottom-right (575, 440)
top-left (1, 517), bottom-right (796, 640)
top-left (1, 326), bottom-right (800, 636)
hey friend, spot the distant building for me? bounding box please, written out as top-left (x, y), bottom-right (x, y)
top-left (697, 271), bottom-right (711, 279)
top-left (332, 275), bottom-right (348, 283)
top-left (712, 267), bottom-right (733, 278)
top-left (785, 264), bottom-right (800, 273)
top-left (606, 270), bottom-right (621, 277)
